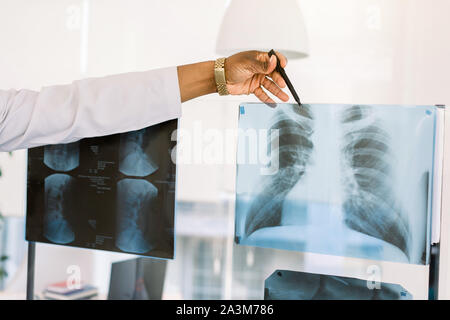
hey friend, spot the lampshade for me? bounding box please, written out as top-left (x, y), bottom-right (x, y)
top-left (216, 0), bottom-right (309, 59)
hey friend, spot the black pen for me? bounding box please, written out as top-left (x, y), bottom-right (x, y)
top-left (268, 49), bottom-right (302, 108)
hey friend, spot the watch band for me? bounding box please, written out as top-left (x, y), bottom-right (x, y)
top-left (214, 58), bottom-right (229, 96)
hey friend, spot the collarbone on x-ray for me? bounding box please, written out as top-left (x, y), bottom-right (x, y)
top-left (236, 103), bottom-right (435, 264)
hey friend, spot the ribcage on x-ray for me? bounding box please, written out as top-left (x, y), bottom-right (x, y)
top-left (115, 179), bottom-right (159, 254)
top-left (244, 105), bottom-right (314, 237)
top-left (44, 174), bottom-right (76, 244)
top-left (340, 105), bottom-right (411, 258)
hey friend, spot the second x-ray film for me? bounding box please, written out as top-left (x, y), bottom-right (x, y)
top-left (26, 119), bottom-right (177, 259)
top-left (235, 103), bottom-right (437, 265)
top-left (264, 270), bottom-right (412, 300)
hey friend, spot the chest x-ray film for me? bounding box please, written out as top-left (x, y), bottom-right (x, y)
top-left (235, 103), bottom-right (438, 265)
top-left (26, 119), bottom-right (177, 259)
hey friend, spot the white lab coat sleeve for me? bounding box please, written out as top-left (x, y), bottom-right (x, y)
top-left (0, 67), bottom-right (182, 152)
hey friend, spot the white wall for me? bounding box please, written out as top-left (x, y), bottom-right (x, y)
top-left (0, 0), bottom-right (449, 299)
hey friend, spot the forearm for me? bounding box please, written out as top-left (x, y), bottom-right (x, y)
top-left (177, 61), bottom-right (217, 103)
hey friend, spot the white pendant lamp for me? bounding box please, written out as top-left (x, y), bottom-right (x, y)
top-left (216, 0), bottom-right (309, 59)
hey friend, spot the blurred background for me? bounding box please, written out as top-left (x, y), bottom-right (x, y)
top-left (0, 0), bottom-right (449, 299)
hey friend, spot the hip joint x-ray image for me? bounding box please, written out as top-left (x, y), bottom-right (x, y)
top-left (26, 119), bottom-right (177, 259)
top-left (235, 103), bottom-right (436, 264)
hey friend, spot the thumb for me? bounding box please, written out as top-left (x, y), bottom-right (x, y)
top-left (254, 53), bottom-right (277, 75)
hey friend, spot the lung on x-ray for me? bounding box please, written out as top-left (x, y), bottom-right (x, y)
top-left (235, 103), bottom-right (437, 265)
top-left (264, 270), bottom-right (412, 300)
top-left (26, 119), bottom-right (177, 259)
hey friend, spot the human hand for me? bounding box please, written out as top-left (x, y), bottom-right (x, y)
top-left (224, 50), bottom-right (289, 104)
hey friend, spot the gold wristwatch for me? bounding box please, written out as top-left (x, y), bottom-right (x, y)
top-left (214, 57), bottom-right (229, 96)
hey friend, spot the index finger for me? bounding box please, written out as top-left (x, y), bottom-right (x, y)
top-left (274, 51), bottom-right (288, 68)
